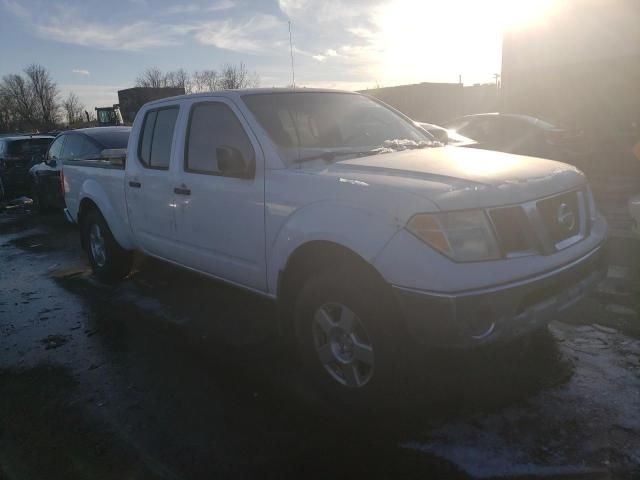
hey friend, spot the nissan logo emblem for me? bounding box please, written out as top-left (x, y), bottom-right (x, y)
top-left (557, 202), bottom-right (576, 231)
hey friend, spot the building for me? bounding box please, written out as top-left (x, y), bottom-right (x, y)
top-left (117, 87), bottom-right (185, 124)
top-left (360, 82), bottom-right (498, 124)
top-left (501, 0), bottom-right (640, 135)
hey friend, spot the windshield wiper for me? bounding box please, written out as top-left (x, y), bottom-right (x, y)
top-left (292, 139), bottom-right (435, 164)
top-left (292, 149), bottom-right (378, 164)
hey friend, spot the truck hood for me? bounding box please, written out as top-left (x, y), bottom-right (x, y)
top-left (326, 146), bottom-right (587, 210)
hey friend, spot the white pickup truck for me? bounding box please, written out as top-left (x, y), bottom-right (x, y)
top-left (63, 89), bottom-right (608, 401)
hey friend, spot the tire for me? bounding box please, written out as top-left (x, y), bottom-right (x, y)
top-left (30, 181), bottom-right (47, 213)
top-left (293, 265), bottom-right (402, 409)
top-left (81, 209), bottom-right (132, 283)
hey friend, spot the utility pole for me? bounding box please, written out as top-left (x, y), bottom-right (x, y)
top-left (288, 21), bottom-right (296, 88)
top-left (493, 73), bottom-right (500, 88)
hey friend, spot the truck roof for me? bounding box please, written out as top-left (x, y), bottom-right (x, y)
top-left (143, 88), bottom-right (358, 108)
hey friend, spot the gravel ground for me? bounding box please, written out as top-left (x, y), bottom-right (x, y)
top-left (1, 200), bottom-right (639, 479)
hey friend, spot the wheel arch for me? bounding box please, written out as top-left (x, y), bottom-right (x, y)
top-left (76, 186), bottom-right (135, 251)
top-left (276, 240), bottom-right (396, 340)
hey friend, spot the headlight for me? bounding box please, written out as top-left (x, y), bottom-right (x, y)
top-left (407, 210), bottom-right (501, 262)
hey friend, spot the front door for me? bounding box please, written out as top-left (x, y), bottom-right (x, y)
top-left (125, 106), bottom-right (181, 260)
top-left (172, 98), bottom-right (266, 292)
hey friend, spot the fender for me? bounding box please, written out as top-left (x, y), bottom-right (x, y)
top-left (78, 178), bottom-right (136, 250)
top-left (267, 200), bottom-right (403, 295)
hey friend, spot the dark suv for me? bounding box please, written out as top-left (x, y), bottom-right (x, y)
top-left (0, 135), bottom-right (54, 200)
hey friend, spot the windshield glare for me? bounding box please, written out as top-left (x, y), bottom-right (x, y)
top-left (242, 92), bottom-right (431, 162)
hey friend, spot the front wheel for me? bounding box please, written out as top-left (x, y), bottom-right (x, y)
top-left (294, 267), bottom-right (402, 408)
top-left (82, 209), bottom-right (132, 282)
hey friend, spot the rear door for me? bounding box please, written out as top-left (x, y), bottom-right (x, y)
top-left (172, 97), bottom-right (266, 292)
top-left (125, 105), bottom-right (181, 259)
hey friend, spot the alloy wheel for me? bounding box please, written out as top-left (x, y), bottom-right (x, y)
top-left (89, 223), bottom-right (107, 268)
top-left (312, 302), bottom-right (374, 388)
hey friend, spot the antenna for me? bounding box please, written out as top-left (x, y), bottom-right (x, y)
top-left (288, 21), bottom-right (295, 88)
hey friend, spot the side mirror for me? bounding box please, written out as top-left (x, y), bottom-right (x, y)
top-left (32, 153), bottom-right (45, 165)
top-left (101, 148), bottom-right (127, 167)
top-left (217, 146), bottom-right (251, 177)
top-left (46, 158), bottom-right (57, 168)
top-left (431, 130), bottom-right (449, 145)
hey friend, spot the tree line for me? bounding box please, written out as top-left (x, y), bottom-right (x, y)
top-left (135, 62), bottom-right (259, 92)
top-left (0, 64), bottom-right (85, 133)
top-left (0, 62), bottom-right (260, 133)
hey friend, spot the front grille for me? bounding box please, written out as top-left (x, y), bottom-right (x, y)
top-left (489, 206), bottom-right (533, 254)
top-left (537, 191), bottom-right (581, 244)
top-left (488, 188), bottom-right (588, 257)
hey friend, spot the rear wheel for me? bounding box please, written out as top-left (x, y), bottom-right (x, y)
top-left (82, 209), bottom-right (132, 282)
top-left (30, 181), bottom-right (47, 213)
top-left (294, 266), bottom-right (402, 408)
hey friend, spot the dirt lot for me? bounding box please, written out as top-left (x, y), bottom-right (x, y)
top-left (1, 200), bottom-right (639, 479)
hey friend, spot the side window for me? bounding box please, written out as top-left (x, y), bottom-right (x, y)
top-left (47, 136), bottom-right (65, 161)
top-left (61, 134), bottom-right (95, 160)
top-left (138, 107), bottom-right (179, 169)
top-left (61, 135), bottom-right (83, 159)
top-left (185, 102), bottom-right (255, 177)
top-left (464, 118), bottom-right (501, 142)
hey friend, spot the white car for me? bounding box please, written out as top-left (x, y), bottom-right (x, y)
top-left (62, 89), bottom-right (608, 402)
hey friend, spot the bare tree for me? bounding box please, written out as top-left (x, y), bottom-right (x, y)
top-left (218, 62), bottom-right (259, 90)
top-left (62, 92), bottom-right (85, 125)
top-left (135, 67), bottom-right (167, 88)
top-left (0, 64), bottom-right (61, 132)
top-left (165, 68), bottom-right (192, 93)
top-left (0, 73), bottom-right (36, 131)
top-left (25, 64), bottom-right (59, 129)
top-left (192, 70), bottom-right (218, 93)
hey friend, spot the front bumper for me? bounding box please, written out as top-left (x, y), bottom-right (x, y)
top-left (393, 243), bottom-right (608, 347)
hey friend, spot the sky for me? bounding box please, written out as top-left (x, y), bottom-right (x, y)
top-left (0, 0), bottom-right (555, 111)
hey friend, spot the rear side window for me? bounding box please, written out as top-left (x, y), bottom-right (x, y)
top-left (138, 107), bottom-right (179, 169)
top-left (185, 102), bottom-right (255, 177)
top-left (61, 134), bottom-right (100, 160)
top-left (47, 136), bottom-right (65, 161)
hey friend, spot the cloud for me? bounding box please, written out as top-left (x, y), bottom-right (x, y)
top-left (1, 0), bottom-right (29, 19)
top-left (36, 16), bottom-right (186, 51)
top-left (163, 0), bottom-right (235, 15)
top-left (194, 14), bottom-right (283, 53)
top-left (312, 48), bottom-right (339, 61)
top-left (72, 69), bottom-right (90, 76)
top-left (2, 1), bottom-right (281, 54)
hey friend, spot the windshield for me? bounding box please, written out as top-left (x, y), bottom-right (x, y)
top-left (242, 92), bottom-right (433, 163)
top-left (6, 138), bottom-right (53, 156)
top-left (87, 129), bottom-right (131, 149)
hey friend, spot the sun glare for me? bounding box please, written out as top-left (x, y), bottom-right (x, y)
top-left (373, 0), bottom-right (557, 86)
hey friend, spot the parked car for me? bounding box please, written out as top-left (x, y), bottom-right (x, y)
top-left (0, 135), bottom-right (54, 200)
top-left (443, 113), bottom-right (587, 161)
top-left (417, 122), bottom-right (476, 146)
top-left (62, 89), bottom-right (608, 404)
top-left (29, 127), bottom-right (130, 212)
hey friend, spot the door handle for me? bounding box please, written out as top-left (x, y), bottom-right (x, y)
top-left (128, 181), bottom-right (141, 188)
top-left (174, 187), bottom-right (191, 195)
